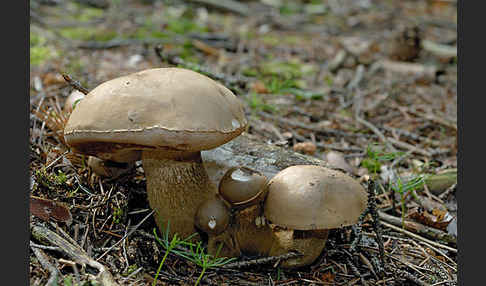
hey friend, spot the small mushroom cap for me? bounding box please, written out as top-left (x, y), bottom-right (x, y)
top-left (64, 68), bottom-right (247, 162)
top-left (218, 167), bottom-right (268, 206)
top-left (264, 165), bottom-right (367, 230)
top-left (87, 156), bottom-right (133, 178)
top-left (195, 195), bottom-right (231, 235)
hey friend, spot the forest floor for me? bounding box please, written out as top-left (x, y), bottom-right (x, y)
top-left (30, 0), bottom-right (457, 285)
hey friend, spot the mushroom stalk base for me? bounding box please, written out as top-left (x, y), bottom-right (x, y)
top-left (142, 150), bottom-right (215, 241)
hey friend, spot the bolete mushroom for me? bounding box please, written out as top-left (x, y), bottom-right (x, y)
top-left (63, 68), bottom-right (247, 239)
top-left (195, 194), bottom-right (231, 236)
top-left (197, 166), bottom-right (272, 257)
top-left (218, 166), bottom-right (268, 208)
top-left (264, 165), bottom-right (368, 268)
top-left (87, 156), bottom-right (134, 178)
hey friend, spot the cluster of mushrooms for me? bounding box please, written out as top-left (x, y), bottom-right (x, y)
top-left (63, 68), bottom-right (368, 268)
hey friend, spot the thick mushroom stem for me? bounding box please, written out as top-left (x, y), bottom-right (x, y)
top-left (268, 227), bottom-right (329, 268)
top-left (208, 204), bottom-right (274, 258)
top-left (142, 150), bottom-right (216, 240)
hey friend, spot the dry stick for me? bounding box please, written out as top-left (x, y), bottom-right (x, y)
top-left (187, 0), bottom-right (250, 16)
top-left (221, 252), bottom-right (303, 269)
top-left (154, 44), bottom-right (248, 94)
top-left (347, 65), bottom-right (365, 91)
top-left (62, 74), bottom-right (90, 95)
top-left (380, 221), bottom-right (456, 254)
top-left (258, 111), bottom-right (374, 139)
top-left (386, 137), bottom-right (432, 157)
top-left (328, 50), bottom-right (347, 72)
top-left (380, 125), bottom-right (441, 147)
top-left (30, 241), bottom-right (62, 251)
top-left (393, 268), bottom-right (427, 286)
top-left (30, 241), bottom-right (62, 286)
top-left (45, 150), bottom-right (70, 170)
top-left (438, 183), bottom-right (456, 200)
top-left (355, 116), bottom-right (397, 153)
top-left (421, 40), bottom-right (457, 59)
top-left (291, 131), bottom-right (363, 153)
top-left (31, 224), bottom-right (118, 286)
top-left (406, 108), bottom-right (457, 131)
top-left (97, 209), bottom-right (155, 261)
top-left (344, 254), bottom-right (367, 286)
top-left (78, 38), bottom-right (175, 49)
top-left (378, 211), bottom-right (456, 245)
top-left (410, 240), bottom-right (457, 272)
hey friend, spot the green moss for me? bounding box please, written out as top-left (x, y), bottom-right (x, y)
top-left (30, 32), bottom-right (55, 66)
top-left (76, 7), bottom-right (104, 22)
top-left (63, 58), bottom-right (85, 78)
top-left (166, 18), bottom-right (207, 34)
top-left (241, 67), bottom-right (259, 77)
top-left (261, 35), bottom-right (280, 46)
top-left (129, 27), bottom-right (168, 39)
top-left (33, 169), bottom-right (72, 193)
top-left (112, 207), bottom-right (123, 224)
top-left (260, 60), bottom-right (317, 78)
top-left (247, 93), bottom-right (276, 113)
top-left (30, 46), bottom-right (52, 66)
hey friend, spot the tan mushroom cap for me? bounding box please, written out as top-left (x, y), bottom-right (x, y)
top-left (264, 165), bottom-right (367, 230)
top-left (195, 195), bottom-right (231, 235)
top-left (218, 167), bottom-right (268, 206)
top-left (63, 68), bottom-right (247, 162)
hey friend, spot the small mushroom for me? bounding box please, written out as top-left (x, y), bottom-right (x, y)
top-left (264, 165), bottom-right (368, 268)
top-left (218, 166), bottom-right (268, 208)
top-left (204, 202), bottom-right (275, 259)
top-left (199, 167), bottom-right (272, 258)
top-left (195, 195), bottom-right (231, 236)
top-left (64, 68), bottom-right (247, 240)
top-left (87, 156), bottom-right (134, 178)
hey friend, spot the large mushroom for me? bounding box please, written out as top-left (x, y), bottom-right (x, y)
top-left (63, 68), bottom-right (247, 239)
top-left (264, 165), bottom-right (368, 268)
top-left (64, 90), bottom-right (133, 179)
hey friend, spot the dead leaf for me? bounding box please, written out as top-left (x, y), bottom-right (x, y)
top-left (408, 207), bottom-right (452, 231)
top-left (192, 39), bottom-right (220, 57)
top-left (250, 81), bottom-right (269, 94)
top-left (293, 142), bottom-right (317, 155)
top-left (30, 196), bottom-right (72, 225)
top-left (42, 72), bottom-right (65, 86)
top-left (320, 271), bottom-right (335, 283)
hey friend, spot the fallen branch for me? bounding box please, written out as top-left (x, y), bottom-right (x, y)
top-left (62, 74), bottom-right (90, 95)
top-left (221, 252), bottom-right (302, 269)
top-left (258, 111), bottom-right (374, 139)
top-left (202, 133), bottom-right (337, 185)
top-left (30, 241), bottom-right (62, 286)
top-left (154, 44), bottom-right (248, 94)
top-left (78, 38), bottom-right (172, 49)
top-left (31, 224), bottom-right (118, 286)
top-left (380, 60), bottom-right (437, 83)
top-left (378, 211), bottom-right (456, 245)
top-left (187, 0), bottom-right (250, 16)
top-left (422, 40), bottom-right (457, 59)
top-left (356, 116), bottom-right (397, 152)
